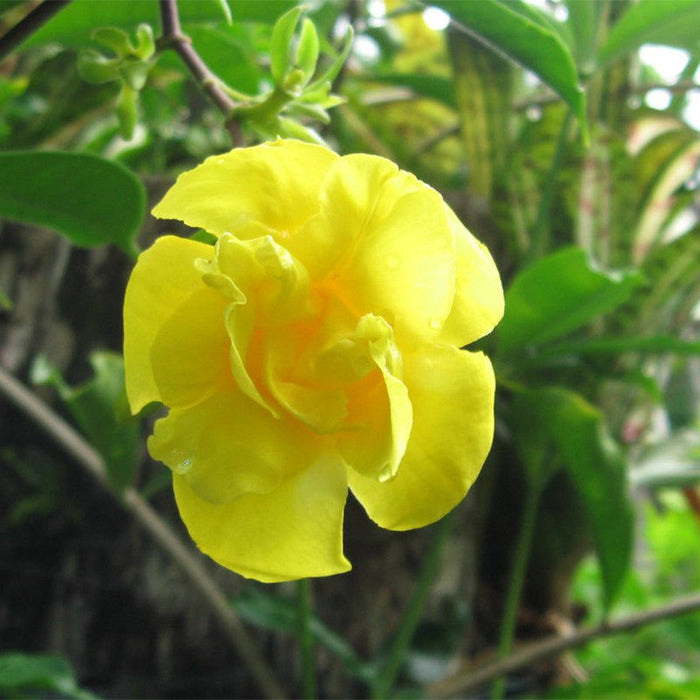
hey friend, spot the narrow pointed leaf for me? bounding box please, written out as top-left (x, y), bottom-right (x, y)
top-left (307, 25), bottom-right (354, 91)
top-left (538, 335), bottom-right (700, 361)
top-left (296, 18), bottom-right (320, 85)
top-left (270, 7), bottom-right (303, 84)
top-left (430, 0), bottom-right (586, 127)
top-left (512, 387), bottom-right (633, 610)
top-left (362, 73), bottom-right (456, 108)
top-left (213, 0), bottom-right (232, 25)
top-left (599, 0), bottom-right (700, 66)
top-left (497, 247), bottom-right (644, 357)
top-left (632, 139), bottom-right (700, 263)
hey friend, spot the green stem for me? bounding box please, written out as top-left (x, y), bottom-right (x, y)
top-left (371, 511), bottom-right (456, 699)
top-left (526, 108), bottom-right (573, 264)
top-left (490, 482), bottom-right (543, 700)
top-left (297, 578), bottom-right (317, 700)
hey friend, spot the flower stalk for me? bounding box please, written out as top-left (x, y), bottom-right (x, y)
top-left (297, 578), bottom-right (318, 699)
top-left (371, 511), bottom-right (456, 699)
top-left (490, 481), bottom-right (543, 700)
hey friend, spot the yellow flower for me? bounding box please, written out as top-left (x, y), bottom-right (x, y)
top-left (124, 139), bottom-right (503, 582)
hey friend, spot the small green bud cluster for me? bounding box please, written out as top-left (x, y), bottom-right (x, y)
top-left (234, 7), bottom-right (353, 144)
top-left (78, 24), bottom-right (155, 139)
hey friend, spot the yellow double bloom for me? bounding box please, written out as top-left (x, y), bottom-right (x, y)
top-left (124, 139), bottom-right (503, 582)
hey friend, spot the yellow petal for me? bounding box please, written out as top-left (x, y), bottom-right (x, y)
top-left (152, 139), bottom-right (338, 238)
top-left (149, 389), bottom-right (323, 504)
top-left (243, 235), bottom-right (311, 327)
top-left (224, 302), bottom-right (279, 416)
top-left (349, 345), bottom-right (495, 530)
top-left (337, 315), bottom-right (412, 482)
top-left (198, 233), bottom-right (278, 414)
top-left (263, 314), bottom-right (348, 433)
top-left (124, 235), bottom-right (215, 413)
top-left (439, 207), bottom-right (505, 346)
top-left (172, 456), bottom-right (351, 582)
top-left (298, 154), bottom-right (456, 341)
top-left (150, 286), bottom-right (232, 409)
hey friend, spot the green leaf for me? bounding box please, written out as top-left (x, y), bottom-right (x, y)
top-left (92, 26), bottom-right (134, 56)
top-left (0, 652), bottom-right (97, 700)
top-left (278, 116), bottom-right (324, 144)
top-left (186, 25), bottom-right (261, 95)
top-left (0, 289), bottom-right (12, 310)
top-left (285, 100), bottom-right (331, 123)
top-left (270, 6), bottom-right (303, 85)
top-left (0, 151), bottom-right (145, 256)
top-left (566, 0), bottom-right (605, 74)
top-left (78, 50), bottom-right (121, 84)
top-left (512, 387), bottom-right (633, 610)
top-left (361, 73), bottom-right (456, 108)
top-left (532, 334), bottom-right (700, 364)
top-left (598, 0), bottom-right (700, 67)
top-left (306, 24), bottom-right (354, 91)
top-left (430, 0), bottom-right (586, 127)
top-left (31, 352), bottom-right (140, 492)
top-left (213, 0), bottom-right (232, 25)
top-left (296, 18), bottom-right (320, 85)
top-left (497, 247), bottom-right (644, 358)
top-left (134, 23), bottom-right (156, 60)
top-left (25, 0), bottom-right (295, 48)
top-left (232, 588), bottom-right (373, 680)
top-left (632, 139), bottom-right (700, 263)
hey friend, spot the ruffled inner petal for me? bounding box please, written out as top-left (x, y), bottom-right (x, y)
top-left (172, 454), bottom-right (351, 582)
top-left (264, 318), bottom-right (348, 434)
top-left (224, 303), bottom-right (279, 417)
top-left (337, 314), bottom-right (412, 482)
top-left (349, 345), bottom-right (495, 530)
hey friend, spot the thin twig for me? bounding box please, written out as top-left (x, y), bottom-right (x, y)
top-left (158, 0), bottom-right (243, 143)
top-left (0, 0), bottom-right (73, 63)
top-left (428, 590), bottom-right (700, 698)
top-left (0, 364), bottom-right (286, 700)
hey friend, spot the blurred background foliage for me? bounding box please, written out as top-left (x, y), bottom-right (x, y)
top-left (1, 0), bottom-right (699, 698)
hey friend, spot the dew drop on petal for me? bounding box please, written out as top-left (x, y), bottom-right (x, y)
top-left (429, 318), bottom-right (442, 330)
top-left (173, 457), bottom-right (192, 475)
top-left (386, 255), bottom-right (399, 270)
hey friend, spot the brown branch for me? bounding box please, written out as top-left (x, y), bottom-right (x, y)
top-left (428, 590), bottom-right (700, 698)
top-left (158, 0), bottom-right (243, 144)
top-left (0, 0), bottom-right (73, 63)
top-left (0, 364), bottom-right (286, 700)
